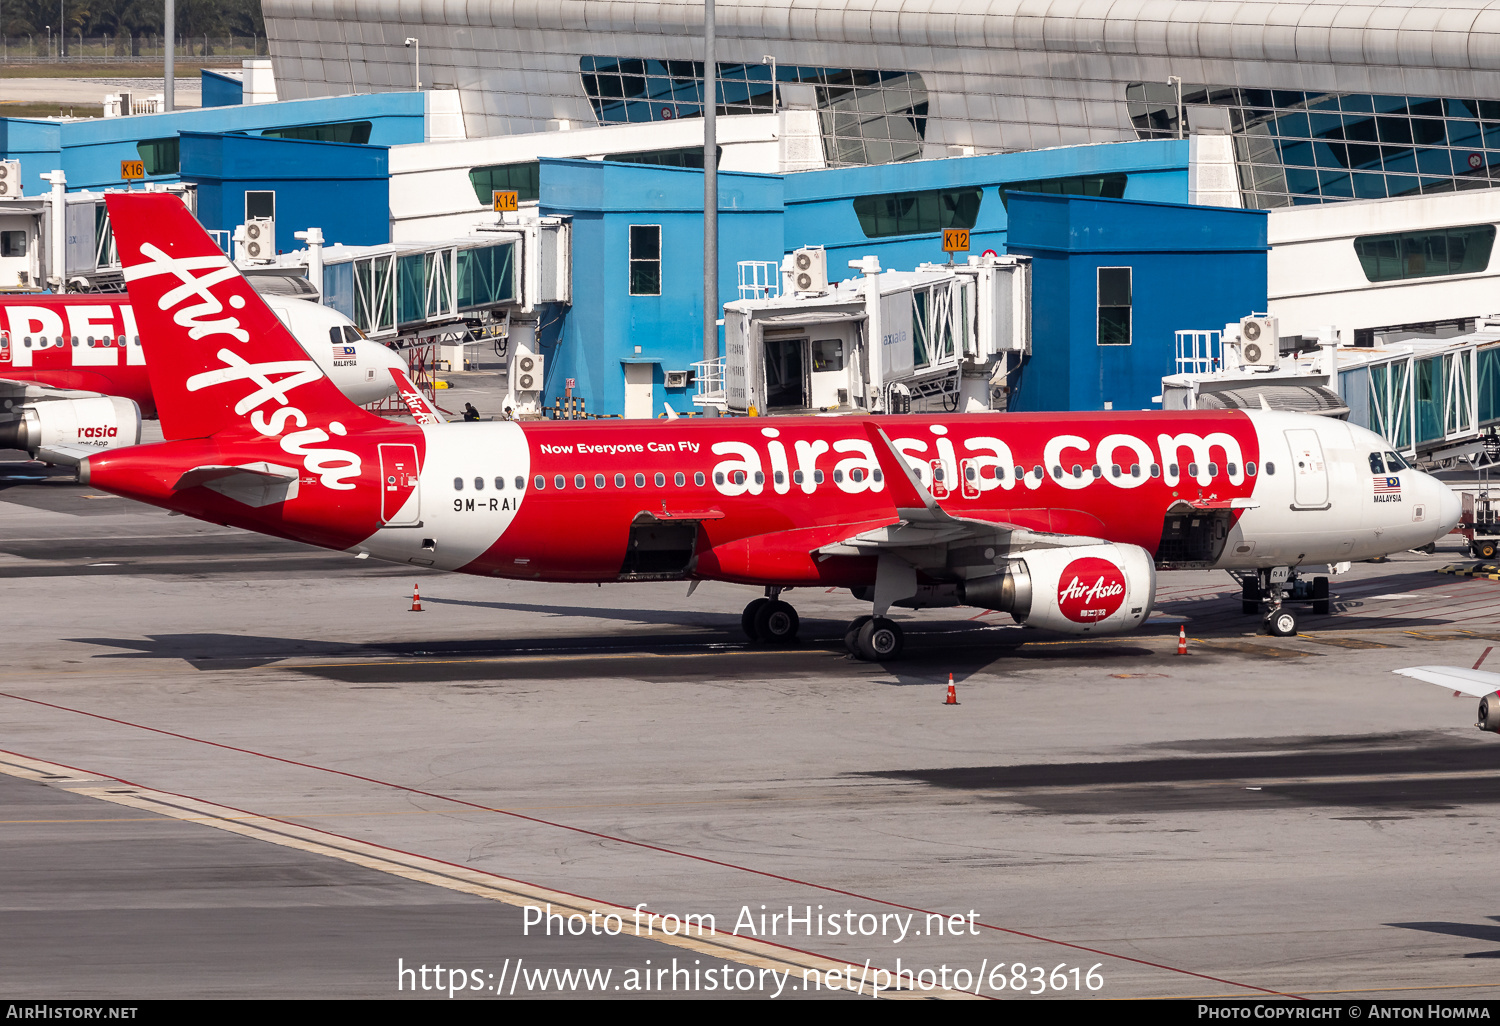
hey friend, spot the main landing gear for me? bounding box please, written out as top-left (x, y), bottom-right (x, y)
top-left (741, 588), bottom-right (800, 644)
top-left (842, 615), bottom-right (903, 661)
top-left (1238, 568), bottom-right (1330, 637)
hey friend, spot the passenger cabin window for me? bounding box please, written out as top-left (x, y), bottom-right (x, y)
top-left (534, 475), bottom-right (545, 489)
top-left (694, 472), bottom-right (705, 486)
top-left (453, 477), bottom-right (463, 490)
top-left (554, 475), bottom-right (565, 489)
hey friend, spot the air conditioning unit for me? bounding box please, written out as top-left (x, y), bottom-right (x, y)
top-left (791, 246), bottom-right (828, 294)
top-left (512, 347), bottom-right (544, 392)
top-left (243, 217), bottom-right (275, 261)
top-left (1238, 315), bottom-right (1279, 368)
top-left (664, 370), bottom-right (690, 388)
top-left (0, 161), bottom-right (20, 198)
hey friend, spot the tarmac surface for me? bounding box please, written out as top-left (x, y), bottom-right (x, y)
top-left (2, 452), bottom-right (1499, 1000)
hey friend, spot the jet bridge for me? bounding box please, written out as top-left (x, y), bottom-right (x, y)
top-left (700, 252), bottom-right (1030, 416)
top-left (1162, 312), bottom-right (1500, 468)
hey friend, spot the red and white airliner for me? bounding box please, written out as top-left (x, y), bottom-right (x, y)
top-left (76, 193), bottom-right (1462, 659)
top-left (0, 287), bottom-right (405, 459)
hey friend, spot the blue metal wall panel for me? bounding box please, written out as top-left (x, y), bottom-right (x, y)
top-left (180, 132), bottom-right (391, 252)
top-left (1006, 192), bottom-right (1269, 414)
top-left (200, 70), bottom-right (245, 108)
top-left (0, 92), bottom-right (424, 193)
top-left (782, 140), bottom-right (1190, 268)
top-left (538, 158), bottom-right (784, 417)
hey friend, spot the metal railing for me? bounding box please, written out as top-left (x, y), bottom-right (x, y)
top-left (737, 260), bottom-right (780, 301)
top-left (1175, 329), bottom-right (1221, 375)
top-left (693, 356), bottom-right (726, 406)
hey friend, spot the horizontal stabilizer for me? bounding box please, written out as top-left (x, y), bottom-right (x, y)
top-left (174, 462), bottom-right (300, 508)
top-left (36, 444), bottom-right (99, 467)
top-left (1393, 665), bottom-right (1500, 699)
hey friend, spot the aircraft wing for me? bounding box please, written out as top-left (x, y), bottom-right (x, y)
top-left (813, 422), bottom-right (1108, 557)
top-left (1392, 666), bottom-right (1500, 699)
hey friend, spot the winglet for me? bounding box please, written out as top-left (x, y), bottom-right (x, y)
top-left (862, 421), bottom-right (944, 518)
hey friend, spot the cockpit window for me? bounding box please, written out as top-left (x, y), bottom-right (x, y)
top-left (1368, 452), bottom-right (1385, 474)
top-left (1384, 451), bottom-right (1407, 472)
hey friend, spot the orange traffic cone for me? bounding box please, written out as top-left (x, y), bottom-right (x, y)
top-left (1177, 625), bottom-right (1187, 655)
top-left (410, 583), bottom-right (423, 612)
top-left (944, 673), bottom-right (958, 705)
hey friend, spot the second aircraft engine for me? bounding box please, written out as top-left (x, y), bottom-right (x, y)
top-left (960, 542), bottom-right (1157, 634)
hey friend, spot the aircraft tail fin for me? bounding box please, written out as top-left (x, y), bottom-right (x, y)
top-left (106, 193), bottom-right (366, 441)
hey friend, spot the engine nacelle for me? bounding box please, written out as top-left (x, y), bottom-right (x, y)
top-left (960, 542), bottom-right (1157, 635)
top-left (1479, 694), bottom-right (1500, 734)
top-left (0, 395), bottom-right (142, 457)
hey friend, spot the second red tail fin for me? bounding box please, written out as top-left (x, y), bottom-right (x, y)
top-left (107, 193), bottom-right (368, 440)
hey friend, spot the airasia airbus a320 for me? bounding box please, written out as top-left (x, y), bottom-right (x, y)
top-left (75, 194), bottom-right (1461, 660)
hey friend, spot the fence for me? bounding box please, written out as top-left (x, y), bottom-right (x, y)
top-left (0, 36), bottom-right (267, 61)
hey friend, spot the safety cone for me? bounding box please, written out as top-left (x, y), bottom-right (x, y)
top-left (1177, 625), bottom-right (1187, 655)
top-left (944, 673), bottom-right (958, 705)
top-left (410, 583), bottom-right (423, 612)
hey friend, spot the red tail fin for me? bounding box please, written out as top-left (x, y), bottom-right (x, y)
top-left (106, 193), bottom-right (364, 440)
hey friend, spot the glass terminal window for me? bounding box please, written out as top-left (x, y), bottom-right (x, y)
top-left (261, 121), bottom-right (372, 144)
top-left (468, 162), bottom-right (541, 206)
top-left (1353, 225), bottom-right (1496, 282)
top-left (998, 174), bottom-right (1128, 208)
top-left (853, 187), bottom-right (981, 239)
top-left (136, 137), bottom-right (180, 176)
top-left (580, 57), bottom-right (928, 168)
top-left (1128, 85), bottom-right (1500, 207)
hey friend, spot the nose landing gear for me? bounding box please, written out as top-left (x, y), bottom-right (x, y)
top-left (1237, 568), bottom-right (1330, 636)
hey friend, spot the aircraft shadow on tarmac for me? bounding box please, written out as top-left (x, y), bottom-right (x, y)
top-left (1386, 917), bottom-right (1500, 958)
top-left (862, 736), bottom-right (1500, 815)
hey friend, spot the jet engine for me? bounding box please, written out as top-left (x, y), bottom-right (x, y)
top-left (960, 542), bottom-right (1157, 634)
top-left (0, 395), bottom-right (142, 457)
top-left (1480, 694), bottom-right (1500, 734)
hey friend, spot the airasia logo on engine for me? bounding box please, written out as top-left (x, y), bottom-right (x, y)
top-left (79, 426), bottom-right (118, 439)
top-left (1056, 557), bottom-right (1127, 623)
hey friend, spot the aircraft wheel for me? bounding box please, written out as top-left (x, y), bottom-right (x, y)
top-left (1267, 608), bottom-right (1298, 637)
top-left (854, 617), bottom-right (904, 661)
top-left (1241, 577), bottom-right (1259, 615)
top-left (1311, 576), bottom-right (1330, 616)
top-left (741, 598), bottom-right (770, 642)
top-left (843, 615), bottom-right (873, 654)
top-left (754, 600), bottom-right (800, 643)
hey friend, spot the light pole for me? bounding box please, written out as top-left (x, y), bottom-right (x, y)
top-left (761, 54), bottom-right (776, 114)
top-left (1167, 75), bottom-right (1183, 139)
top-left (702, 0), bottom-right (717, 412)
top-left (404, 37), bottom-right (420, 89)
top-left (164, 0), bottom-right (174, 111)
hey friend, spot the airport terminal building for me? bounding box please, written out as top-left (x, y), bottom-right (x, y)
top-left (265, 0), bottom-right (1500, 208)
